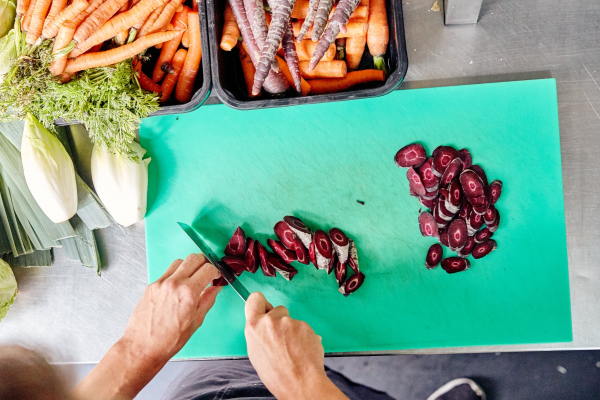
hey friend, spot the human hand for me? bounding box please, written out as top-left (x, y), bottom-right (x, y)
top-left (244, 293), bottom-right (348, 400)
top-left (122, 254), bottom-right (222, 365)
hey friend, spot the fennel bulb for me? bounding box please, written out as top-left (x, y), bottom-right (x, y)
top-left (0, 0), bottom-right (15, 39)
top-left (0, 29), bottom-right (17, 83)
top-left (21, 114), bottom-right (77, 223)
top-left (0, 258), bottom-right (17, 322)
top-left (91, 142), bottom-right (150, 227)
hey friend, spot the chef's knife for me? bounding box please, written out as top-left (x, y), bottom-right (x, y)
top-left (178, 222), bottom-right (250, 302)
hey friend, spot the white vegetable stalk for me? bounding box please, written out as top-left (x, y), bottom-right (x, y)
top-left (91, 142), bottom-right (150, 227)
top-left (21, 114), bottom-right (77, 223)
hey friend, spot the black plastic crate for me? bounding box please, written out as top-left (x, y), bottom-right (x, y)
top-left (207, 0), bottom-right (408, 110)
top-left (56, 0), bottom-right (211, 126)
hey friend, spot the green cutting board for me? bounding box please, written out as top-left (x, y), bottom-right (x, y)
top-left (140, 79), bottom-right (571, 359)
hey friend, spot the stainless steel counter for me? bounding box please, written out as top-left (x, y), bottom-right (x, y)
top-left (1, 0), bottom-right (599, 363)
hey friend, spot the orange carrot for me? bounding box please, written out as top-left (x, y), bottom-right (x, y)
top-left (345, 35), bottom-right (365, 70)
top-left (73, 0), bottom-right (129, 44)
top-left (21, 0), bottom-right (38, 31)
top-left (359, 0), bottom-right (369, 6)
top-left (220, 2), bottom-right (239, 51)
top-left (366, 0), bottom-right (388, 71)
top-left (175, 3), bottom-right (182, 12)
top-left (71, 0), bottom-right (106, 30)
top-left (26, 0), bottom-right (53, 44)
top-left (42, 0), bottom-right (89, 38)
top-left (181, 29), bottom-right (189, 47)
top-left (49, 21), bottom-right (76, 75)
top-left (159, 48), bottom-right (186, 102)
top-left (17, 0), bottom-right (31, 17)
top-left (119, 0), bottom-right (128, 11)
top-left (175, 11), bottom-right (201, 103)
top-left (298, 60), bottom-right (346, 79)
top-left (65, 29), bottom-right (181, 73)
top-left (296, 40), bottom-right (335, 61)
top-left (114, 29), bottom-right (129, 44)
top-left (138, 0), bottom-right (167, 36)
top-left (238, 43), bottom-right (257, 98)
top-left (43, 0), bottom-right (68, 31)
top-left (146, 0), bottom-right (184, 35)
top-left (134, 58), bottom-right (162, 93)
top-left (152, 6), bottom-right (188, 82)
top-left (307, 69), bottom-right (384, 94)
top-left (154, 22), bottom-right (170, 48)
top-left (276, 55), bottom-right (310, 96)
top-left (192, 0), bottom-right (197, 11)
top-left (293, 20), bottom-right (367, 38)
top-left (291, 0), bottom-right (309, 19)
top-left (70, 0), bottom-right (168, 56)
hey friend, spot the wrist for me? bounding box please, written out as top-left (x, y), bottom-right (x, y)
top-left (278, 366), bottom-right (348, 400)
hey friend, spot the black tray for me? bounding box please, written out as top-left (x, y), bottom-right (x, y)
top-left (56, 0), bottom-right (212, 126)
top-left (207, 0), bottom-right (408, 110)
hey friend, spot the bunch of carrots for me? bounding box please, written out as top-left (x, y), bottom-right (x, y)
top-left (17, 0), bottom-right (203, 104)
top-left (219, 0), bottom-right (389, 97)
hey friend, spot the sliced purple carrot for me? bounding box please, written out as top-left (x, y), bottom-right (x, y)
top-left (470, 165), bottom-right (488, 187)
top-left (329, 228), bottom-right (350, 265)
top-left (268, 238), bottom-right (298, 264)
top-left (295, 242), bottom-right (310, 264)
top-left (311, 0), bottom-right (335, 41)
top-left (212, 276), bottom-right (229, 286)
top-left (489, 180), bottom-right (503, 205)
top-left (339, 271), bottom-right (365, 296)
top-left (445, 179), bottom-right (463, 213)
top-left (474, 227), bottom-right (493, 243)
top-left (432, 146), bottom-right (458, 177)
top-left (484, 206), bottom-right (497, 226)
top-left (297, 0), bottom-right (319, 41)
top-left (467, 209), bottom-right (484, 235)
top-left (457, 235), bottom-right (476, 257)
top-left (457, 148), bottom-right (472, 168)
top-left (335, 258), bottom-right (347, 286)
top-left (459, 202), bottom-right (471, 220)
top-left (274, 220), bottom-right (298, 250)
top-left (472, 239), bottom-right (497, 259)
top-left (252, 0), bottom-right (296, 95)
top-left (313, 229), bottom-right (333, 270)
top-left (222, 256), bottom-right (247, 276)
top-left (407, 167), bottom-right (427, 197)
top-left (441, 257), bottom-right (470, 274)
top-left (440, 158), bottom-right (463, 186)
top-left (347, 239), bottom-right (359, 273)
top-left (447, 219), bottom-right (468, 251)
top-left (439, 229), bottom-right (449, 247)
top-left (257, 241), bottom-right (276, 277)
top-left (426, 243), bottom-right (443, 269)
top-left (327, 252), bottom-right (337, 274)
top-left (467, 194), bottom-right (487, 207)
top-left (266, 253), bottom-right (298, 280)
top-left (284, 216), bottom-right (312, 248)
top-left (417, 157), bottom-right (438, 189)
top-left (419, 211), bottom-right (439, 238)
top-left (309, 241), bottom-right (316, 267)
top-left (419, 196), bottom-right (437, 209)
top-left (394, 143), bottom-right (427, 168)
top-left (245, 238), bottom-right (259, 273)
top-left (487, 210), bottom-right (500, 232)
top-left (309, 0), bottom-right (361, 70)
top-left (460, 169), bottom-right (485, 198)
top-left (225, 226), bottom-right (247, 256)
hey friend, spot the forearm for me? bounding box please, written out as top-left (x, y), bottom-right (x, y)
top-left (274, 367), bottom-right (349, 400)
top-left (72, 337), bottom-right (167, 400)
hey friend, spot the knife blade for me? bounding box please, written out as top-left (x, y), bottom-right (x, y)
top-left (178, 222), bottom-right (250, 302)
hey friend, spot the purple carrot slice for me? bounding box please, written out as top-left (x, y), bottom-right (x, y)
top-left (425, 243), bottom-right (443, 269)
top-left (294, 242), bottom-right (310, 264)
top-left (257, 241), bottom-right (276, 277)
top-left (483, 206), bottom-right (497, 226)
top-left (439, 229), bottom-right (449, 247)
top-left (419, 196), bottom-right (437, 209)
top-left (274, 220), bottom-right (299, 250)
top-left (489, 180), bottom-right (503, 205)
top-left (441, 257), bottom-right (471, 274)
top-left (432, 146), bottom-right (459, 177)
top-left (457, 235), bottom-right (476, 257)
top-left (459, 202), bottom-right (471, 220)
top-left (446, 179), bottom-right (463, 212)
top-left (222, 256), bottom-right (247, 277)
top-left (447, 219), bottom-right (468, 251)
top-left (347, 239), bottom-right (359, 273)
top-left (474, 227), bottom-right (494, 243)
top-left (267, 238), bottom-right (298, 264)
top-left (266, 254), bottom-right (298, 281)
top-left (472, 194), bottom-right (491, 215)
top-left (460, 169), bottom-right (485, 198)
top-left (432, 203), bottom-right (447, 225)
top-left (410, 185), bottom-right (418, 197)
top-left (309, 0), bottom-right (361, 69)
top-left (407, 167), bottom-right (427, 197)
top-left (335, 258), bottom-right (347, 287)
top-left (422, 189), bottom-right (439, 200)
top-left (437, 192), bottom-right (456, 221)
top-left (487, 210), bottom-right (500, 232)
top-left (212, 276), bottom-right (229, 286)
top-left (467, 209), bottom-right (484, 235)
top-left (472, 239), bottom-right (497, 259)
top-left (245, 238), bottom-right (259, 273)
top-left (224, 226), bottom-right (247, 256)
top-left (309, 241), bottom-right (316, 267)
top-left (457, 148), bottom-right (472, 169)
top-left (339, 271), bottom-right (365, 296)
top-left (284, 216), bottom-right (312, 248)
top-left (394, 143), bottom-right (427, 168)
top-left (440, 158), bottom-right (463, 187)
top-left (467, 194), bottom-right (487, 207)
top-left (417, 158), bottom-right (438, 189)
top-left (425, 183), bottom-right (440, 193)
top-left (419, 211), bottom-right (439, 238)
top-left (329, 228), bottom-right (350, 265)
top-left (327, 252), bottom-right (337, 274)
top-left (470, 165), bottom-right (488, 187)
top-left (313, 230), bottom-right (333, 270)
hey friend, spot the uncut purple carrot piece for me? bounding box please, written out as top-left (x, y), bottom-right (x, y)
top-left (311, 0), bottom-right (334, 41)
top-left (245, 0), bottom-right (280, 73)
top-left (282, 22), bottom-right (302, 93)
top-left (228, 0), bottom-right (288, 93)
top-left (252, 0), bottom-right (296, 95)
top-left (297, 0), bottom-right (319, 41)
top-left (309, 0), bottom-right (361, 70)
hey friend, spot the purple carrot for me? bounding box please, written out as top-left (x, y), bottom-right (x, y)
top-left (244, 0), bottom-right (280, 72)
top-left (297, 0), bottom-right (319, 42)
top-left (228, 0), bottom-right (288, 94)
top-left (309, 0), bottom-right (360, 70)
top-left (282, 22), bottom-right (301, 92)
top-left (311, 0), bottom-right (334, 42)
top-left (252, 0), bottom-right (296, 95)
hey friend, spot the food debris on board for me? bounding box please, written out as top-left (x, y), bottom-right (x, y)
top-left (394, 143), bottom-right (503, 274)
top-left (216, 218), bottom-right (365, 296)
top-left (220, 0), bottom-right (391, 97)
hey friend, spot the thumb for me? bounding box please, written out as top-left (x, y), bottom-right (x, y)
top-left (245, 292), bottom-right (273, 322)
